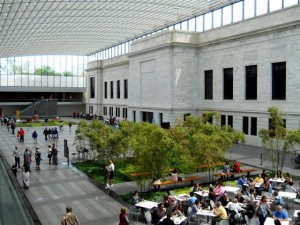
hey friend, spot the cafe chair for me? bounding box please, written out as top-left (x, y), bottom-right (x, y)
top-left (145, 211), bottom-right (152, 225)
top-left (244, 215), bottom-right (250, 225)
top-left (284, 187), bottom-right (295, 193)
top-left (210, 200), bottom-right (215, 209)
top-left (129, 206), bottom-right (143, 222)
top-left (218, 219), bottom-right (230, 225)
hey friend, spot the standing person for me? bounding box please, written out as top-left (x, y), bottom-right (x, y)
top-left (43, 128), bottom-right (48, 141)
top-left (23, 147), bottom-right (31, 172)
top-left (48, 145), bottom-right (52, 164)
top-left (223, 161), bottom-right (230, 174)
top-left (13, 146), bottom-right (21, 169)
top-left (19, 128), bottom-right (25, 142)
top-left (256, 195), bottom-right (270, 225)
top-left (35, 148), bottom-right (41, 170)
top-left (11, 120), bottom-right (15, 134)
top-left (7, 119), bottom-right (10, 132)
top-left (32, 130), bottom-right (38, 144)
top-left (22, 164), bottom-right (30, 189)
top-left (119, 207), bottom-right (129, 225)
top-left (108, 159), bottom-right (115, 187)
top-left (104, 166), bottom-right (110, 189)
top-left (52, 143), bottom-right (58, 165)
top-left (69, 122), bottom-right (72, 132)
top-left (61, 206), bottom-right (80, 225)
top-left (233, 160), bottom-right (241, 172)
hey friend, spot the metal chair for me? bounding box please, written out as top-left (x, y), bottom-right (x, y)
top-left (210, 200), bottom-right (215, 209)
top-left (145, 211), bottom-right (152, 225)
top-left (218, 219), bottom-right (230, 225)
top-left (129, 205), bottom-right (143, 222)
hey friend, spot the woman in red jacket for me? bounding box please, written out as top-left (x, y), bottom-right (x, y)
top-left (119, 207), bottom-right (130, 225)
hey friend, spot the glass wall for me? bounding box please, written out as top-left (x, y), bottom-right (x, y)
top-left (0, 55), bottom-right (87, 88)
top-left (88, 0), bottom-right (299, 61)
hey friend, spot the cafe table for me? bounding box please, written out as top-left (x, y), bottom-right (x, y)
top-left (135, 200), bottom-right (158, 211)
top-left (278, 191), bottom-right (297, 199)
top-left (159, 215), bottom-right (187, 225)
top-left (269, 178), bottom-right (285, 183)
top-left (264, 217), bottom-right (289, 225)
top-left (294, 210), bottom-right (300, 217)
top-left (224, 186), bottom-right (240, 193)
top-left (194, 190), bottom-right (209, 198)
top-left (174, 194), bottom-right (189, 203)
top-left (197, 209), bottom-right (216, 223)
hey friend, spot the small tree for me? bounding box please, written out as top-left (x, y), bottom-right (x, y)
top-left (259, 107), bottom-right (300, 171)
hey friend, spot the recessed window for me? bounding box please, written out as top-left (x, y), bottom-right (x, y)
top-left (224, 68), bottom-right (233, 99)
top-left (245, 65), bottom-right (257, 100)
top-left (124, 79), bottom-right (128, 99)
top-left (272, 62), bottom-right (286, 100)
top-left (90, 77), bottom-right (95, 98)
top-left (117, 80), bottom-right (120, 99)
top-left (110, 81), bottom-right (114, 99)
top-left (250, 117), bottom-right (257, 136)
top-left (204, 70), bottom-right (213, 100)
top-left (104, 82), bottom-right (107, 99)
top-left (243, 117), bottom-right (249, 134)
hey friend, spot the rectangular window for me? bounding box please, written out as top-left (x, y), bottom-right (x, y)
top-left (116, 107), bottom-right (120, 117)
top-left (123, 108), bottom-right (127, 118)
top-left (224, 68), bottom-right (233, 99)
top-left (103, 106), bottom-right (107, 116)
top-left (250, 117), bottom-right (257, 136)
top-left (204, 70), bottom-right (213, 99)
top-left (221, 115), bottom-right (226, 127)
top-left (245, 65), bottom-right (257, 100)
top-left (133, 110), bottom-right (136, 122)
top-left (228, 115), bottom-right (233, 128)
top-left (90, 77), bottom-right (95, 98)
top-left (124, 79), bottom-right (128, 99)
top-left (117, 80), bottom-right (120, 99)
top-left (104, 82), bottom-right (107, 99)
top-left (243, 117), bottom-right (249, 134)
top-left (272, 62), bottom-right (286, 100)
top-left (109, 107), bottom-right (113, 116)
top-left (110, 81), bottom-right (114, 99)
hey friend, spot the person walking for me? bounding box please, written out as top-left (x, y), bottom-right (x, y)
top-left (52, 143), bottom-right (58, 165)
top-left (23, 147), bottom-right (31, 172)
top-left (104, 166), bottom-right (110, 189)
top-left (69, 122), bottom-right (72, 132)
top-left (43, 128), bottom-right (48, 141)
top-left (47, 145), bottom-right (52, 164)
top-left (11, 120), bottom-right (15, 134)
top-left (35, 148), bottom-right (41, 170)
top-left (61, 206), bottom-right (80, 225)
top-left (32, 130), bottom-right (38, 144)
top-left (19, 128), bottom-right (25, 142)
top-left (108, 160), bottom-right (115, 187)
top-left (13, 146), bottom-right (21, 169)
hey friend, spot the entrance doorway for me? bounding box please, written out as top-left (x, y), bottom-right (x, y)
top-left (142, 111), bottom-right (153, 123)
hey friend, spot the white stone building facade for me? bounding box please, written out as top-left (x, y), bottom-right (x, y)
top-left (86, 5), bottom-right (300, 146)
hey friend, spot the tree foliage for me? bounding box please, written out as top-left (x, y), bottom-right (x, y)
top-left (74, 113), bottom-right (245, 187)
top-left (259, 107), bottom-right (300, 170)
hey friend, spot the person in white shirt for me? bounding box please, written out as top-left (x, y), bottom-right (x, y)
top-left (226, 198), bottom-right (243, 219)
top-left (108, 160), bottom-right (115, 187)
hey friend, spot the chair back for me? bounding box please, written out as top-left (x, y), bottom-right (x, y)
top-left (285, 188), bottom-right (295, 193)
top-left (145, 211), bottom-right (152, 222)
top-left (210, 200), bottom-right (215, 209)
top-left (170, 190), bottom-right (176, 196)
top-left (219, 220), bottom-right (230, 225)
top-left (244, 215), bottom-right (250, 225)
top-left (190, 187), bottom-right (194, 192)
top-left (187, 207), bottom-right (192, 216)
top-left (130, 205), bottom-right (138, 213)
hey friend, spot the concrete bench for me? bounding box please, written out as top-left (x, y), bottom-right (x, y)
top-left (152, 176), bottom-right (200, 190)
top-left (215, 168), bottom-right (257, 179)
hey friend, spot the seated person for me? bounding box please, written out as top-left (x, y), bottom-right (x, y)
top-left (284, 172), bottom-right (293, 185)
top-left (232, 160), bottom-right (241, 172)
top-left (171, 204), bottom-right (183, 217)
top-left (163, 195), bottom-right (171, 209)
top-left (162, 213), bottom-right (175, 225)
top-left (248, 178), bottom-right (256, 190)
top-left (130, 190), bottom-right (142, 205)
top-left (166, 190), bottom-right (177, 206)
top-left (295, 212), bottom-right (300, 225)
top-left (273, 205), bottom-right (288, 221)
top-left (254, 174), bottom-right (264, 184)
top-left (190, 200), bottom-right (202, 220)
top-left (188, 192), bottom-right (197, 207)
top-left (223, 161), bottom-right (230, 174)
top-left (211, 202), bottom-right (228, 225)
top-left (273, 191), bottom-right (284, 206)
top-left (261, 169), bottom-right (268, 180)
top-left (193, 183), bottom-right (202, 192)
top-left (219, 193), bottom-right (229, 207)
top-left (152, 203), bottom-right (166, 225)
top-left (235, 192), bottom-right (245, 203)
top-left (275, 170), bottom-right (283, 179)
top-left (214, 182), bottom-right (225, 198)
top-left (171, 169), bottom-right (178, 181)
top-left (208, 187), bottom-right (216, 202)
top-left (262, 177), bottom-right (272, 193)
top-left (238, 175), bottom-right (248, 192)
top-left (226, 198), bottom-right (243, 219)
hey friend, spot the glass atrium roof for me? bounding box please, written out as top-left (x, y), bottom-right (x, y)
top-left (0, 0), bottom-right (237, 58)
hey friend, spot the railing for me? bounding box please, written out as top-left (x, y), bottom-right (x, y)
top-left (0, 74), bottom-right (86, 88)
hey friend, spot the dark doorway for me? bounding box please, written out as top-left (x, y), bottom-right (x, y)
top-left (142, 111), bottom-right (153, 123)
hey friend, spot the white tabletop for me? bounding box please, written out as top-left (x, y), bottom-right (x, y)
top-left (135, 200), bottom-right (158, 210)
top-left (269, 178), bottom-right (285, 183)
top-left (278, 191), bottom-right (297, 199)
top-left (160, 215), bottom-right (187, 225)
top-left (224, 186), bottom-right (240, 193)
top-left (197, 209), bottom-right (217, 217)
top-left (174, 194), bottom-right (189, 202)
top-left (264, 217), bottom-right (289, 225)
top-left (294, 210), bottom-right (300, 217)
top-left (255, 182), bottom-right (263, 188)
top-left (194, 190), bottom-right (209, 197)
